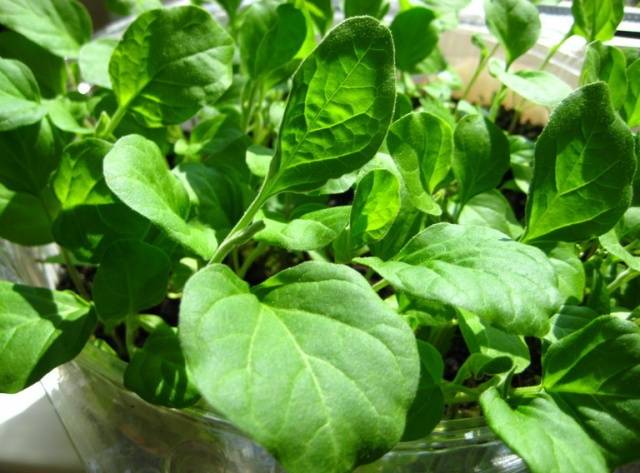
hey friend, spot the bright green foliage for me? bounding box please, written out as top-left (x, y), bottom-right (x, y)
top-left (211, 0), bottom-right (242, 19)
top-left (109, 5), bottom-right (234, 126)
top-left (580, 41), bottom-right (628, 110)
top-left (344, 0), bottom-right (386, 18)
top-left (303, 0), bottom-right (333, 34)
top-left (356, 223), bottom-right (560, 336)
top-left (0, 281), bottom-right (96, 393)
top-left (266, 16), bottom-right (396, 194)
top-left (104, 135), bottom-right (218, 260)
top-left (387, 112), bottom-right (452, 215)
top-left (544, 305), bottom-right (598, 345)
top-left (78, 38), bottom-right (118, 89)
top-left (0, 0), bottom-right (91, 58)
top-left (458, 190), bottom-right (523, 239)
top-left (0, 183), bottom-right (55, 246)
top-left (0, 58), bottom-right (46, 132)
top-left (124, 324), bottom-right (200, 408)
top-left (351, 169), bottom-right (401, 246)
top-left (390, 7), bottom-right (438, 72)
top-left (489, 59), bottom-right (572, 108)
top-left (539, 242), bottom-right (586, 303)
top-left (239, 2), bottom-right (307, 80)
top-left (452, 114), bottom-right (510, 207)
top-left (484, 0), bottom-right (540, 65)
top-left (600, 228), bottom-right (640, 271)
top-left (180, 262), bottom-right (419, 473)
top-left (571, 0), bottom-right (624, 42)
top-left (106, 0), bottom-right (162, 16)
top-left (524, 83), bottom-right (637, 242)
top-left (624, 59), bottom-right (640, 127)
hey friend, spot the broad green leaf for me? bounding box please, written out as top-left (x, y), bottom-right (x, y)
top-left (109, 5), bottom-right (234, 126)
top-left (369, 207), bottom-right (424, 261)
top-left (387, 112), bottom-right (452, 215)
top-left (617, 206), bottom-right (640, 242)
top-left (509, 135), bottom-right (534, 194)
top-left (580, 41), bottom-right (628, 110)
top-left (255, 206), bottom-right (350, 251)
top-left (357, 223), bottom-right (560, 336)
top-left (488, 59), bottom-right (572, 108)
top-left (623, 59), bottom-right (640, 127)
top-left (571, 0), bottom-right (624, 42)
top-left (524, 83), bottom-right (637, 243)
top-left (0, 0), bottom-right (91, 58)
top-left (104, 135), bottom-right (218, 260)
top-left (174, 114), bottom-right (227, 159)
top-left (0, 31), bottom-right (66, 97)
top-left (43, 97), bottom-right (92, 135)
top-left (124, 324), bottom-right (200, 408)
top-left (351, 169), bottom-right (401, 247)
top-left (458, 190), bottom-right (523, 239)
top-left (0, 58), bottom-right (46, 131)
top-left (543, 315), bottom-right (640, 467)
top-left (239, 2), bottom-right (307, 79)
top-left (402, 340), bottom-right (444, 441)
top-left (246, 144), bottom-right (274, 178)
top-left (600, 228), bottom-right (640, 272)
top-left (92, 240), bottom-right (170, 326)
top-left (344, 0), bottom-right (385, 18)
top-left (303, 0), bottom-right (333, 34)
top-left (480, 387), bottom-right (608, 473)
top-left (105, 0), bottom-right (162, 16)
top-left (265, 16), bottom-right (396, 195)
top-left (180, 262), bottom-right (419, 473)
top-left (0, 281), bottom-right (96, 393)
top-left (78, 38), bottom-right (118, 89)
top-left (452, 114), bottom-right (510, 207)
top-left (484, 0), bottom-right (540, 65)
top-left (544, 305), bottom-right (598, 345)
top-left (458, 309), bottom-right (530, 373)
top-left (0, 183), bottom-right (54, 246)
top-left (0, 118), bottom-right (61, 194)
top-left (389, 7), bottom-right (438, 72)
top-left (538, 242), bottom-right (586, 303)
top-left (454, 353), bottom-right (514, 383)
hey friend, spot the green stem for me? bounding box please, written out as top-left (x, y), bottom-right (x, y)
top-left (607, 268), bottom-right (640, 293)
top-left (61, 248), bottom-right (90, 300)
top-left (372, 279), bottom-right (389, 293)
top-left (488, 83), bottom-right (507, 122)
top-left (540, 30), bottom-right (573, 71)
top-left (512, 384), bottom-right (543, 398)
top-left (242, 80), bottom-right (261, 132)
top-left (237, 242), bottom-right (268, 278)
top-left (460, 44), bottom-right (499, 103)
top-left (103, 103), bottom-right (129, 138)
top-left (125, 314), bottom-right (138, 359)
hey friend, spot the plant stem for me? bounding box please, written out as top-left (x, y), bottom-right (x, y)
top-left (125, 314), bottom-right (138, 359)
top-left (488, 83), bottom-right (507, 122)
top-left (607, 268), bottom-right (640, 293)
top-left (372, 279), bottom-right (389, 293)
top-left (61, 248), bottom-right (90, 300)
top-left (103, 103), bottom-right (129, 137)
top-left (512, 384), bottom-right (543, 397)
top-left (539, 30), bottom-right (573, 71)
top-left (238, 242), bottom-right (268, 278)
top-left (460, 44), bottom-right (499, 103)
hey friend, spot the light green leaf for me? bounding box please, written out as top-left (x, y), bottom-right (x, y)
top-left (304, 0), bottom-right (333, 34)
top-left (509, 135), bottom-right (534, 194)
top-left (0, 58), bottom-right (46, 131)
top-left (538, 242), bottom-right (586, 303)
top-left (390, 7), bottom-right (438, 72)
top-left (600, 228), bottom-right (640, 272)
top-left (480, 387), bottom-right (608, 473)
top-left (571, 0), bottom-right (624, 42)
top-left (351, 169), bottom-right (401, 247)
top-left (239, 2), bottom-right (307, 79)
top-left (124, 324), bottom-right (200, 408)
top-left (92, 240), bottom-right (170, 326)
top-left (543, 315), bottom-right (640, 467)
top-left (0, 0), bottom-right (91, 58)
top-left (43, 97), bottom-right (92, 135)
top-left (387, 112), bottom-right (452, 215)
top-left (105, 0), bottom-right (162, 16)
top-left (580, 41), bottom-right (628, 110)
top-left (623, 59), bottom-right (640, 127)
top-left (458, 190), bottom-right (523, 239)
top-left (544, 305), bottom-right (598, 345)
top-left (524, 83), bottom-right (636, 243)
top-left (180, 262), bottom-right (419, 473)
top-left (104, 134), bottom-right (218, 260)
top-left (488, 58), bottom-right (572, 108)
top-left (484, 0), bottom-right (540, 65)
top-left (246, 144), bottom-right (274, 178)
top-left (356, 223), bottom-right (561, 336)
top-left (0, 183), bottom-right (54, 246)
top-left (0, 281), bottom-right (95, 393)
top-left (78, 38), bottom-right (118, 89)
top-left (265, 16), bottom-right (396, 195)
top-left (109, 5), bottom-right (234, 126)
top-left (452, 114), bottom-right (510, 206)
top-left (255, 206), bottom-right (350, 251)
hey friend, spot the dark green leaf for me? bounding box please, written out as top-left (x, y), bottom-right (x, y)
top-left (571, 0), bottom-right (624, 42)
top-left (0, 183), bottom-right (54, 246)
top-left (390, 7), bottom-right (438, 72)
top-left (0, 58), bottom-right (46, 131)
top-left (543, 305), bottom-right (598, 345)
top-left (484, 0), bottom-right (541, 65)
top-left (623, 59), bottom-right (640, 127)
top-left (580, 41), bottom-right (628, 110)
top-left (78, 38), bottom-right (118, 89)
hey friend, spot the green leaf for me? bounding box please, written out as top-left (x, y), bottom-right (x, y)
top-left (387, 112), bottom-right (452, 215)
top-left (0, 31), bottom-right (66, 97)
top-left (538, 242), bottom-right (586, 303)
top-left (92, 240), bottom-right (170, 326)
top-left (543, 315), bottom-right (640, 467)
top-left (344, 0), bottom-right (385, 18)
top-left (580, 41), bottom-right (628, 110)
top-left (124, 324), bottom-right (200, 408)
top-left (109, 5), bottom-right (234, 126)
top-left (78, 38), bottom-right (118, 89)
top-left (356, 223), bottom-right (560, 336)
top-left (303, 0), bottom-right (333, 34)
top-left (390, 7), bottom-right (438, 72)
top-left (458, 190), bottom-right (523, 239)
top-left (543, 304), bottom-right (598, 345)
top-left (0, 0), bottom-right (91, 58)
top-left (488, 59), bottom-right (572, 108)
top-left (484, 0), bottom-right (540, 65)
top-left (0, 58), bottom-right (46, 131)
top-left (0, 281), bottom-right (96, 393)
top-left (480, 387), bottom-right (608, 473)
top-left (351, 169), bottom-right (401, 247)
top-left (104, 135), bottom-right (218, 260)
top-left (246, 144), bottom-right (274, 178)
top-left (255, 206), bottom-right (350, 251)
top-left (524, 83), bottom-right (637, 243)
top-left (571, 0), bottom-right (624, 42)
top-left (211, 0), bottom-right (242, 18)
top-left (180, 262), bottom-right (419, 473)
top-left (0, 183), bottom-right (54, 246)
top-left (43, 96), bottom-right (92, 135)
top-left (599, 228), bottom-right (640, 272)
top-left (265, 16), bottom-right (396, 195)
top-left (105, 0), bottom-right (162, 16)
top-left (509, 135), bottom-right (534, 194)
top-left (452, 114), bottom-right (510, 207)
top-left (623, 59), bottom-right (640, 127)
top-left (239, 2), bottom-right (307, 80)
